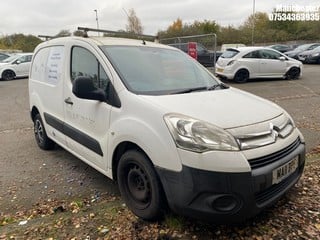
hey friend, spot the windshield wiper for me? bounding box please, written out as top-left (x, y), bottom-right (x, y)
top-left (171, 83), bottom-right (229, 94)
top-left (207, 83), bottom-right (229, 90)
top-left (171, 86), bottom-right (208, 94)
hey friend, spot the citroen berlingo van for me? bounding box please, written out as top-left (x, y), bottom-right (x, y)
top-left (29, 35), bottom-right (305, 222)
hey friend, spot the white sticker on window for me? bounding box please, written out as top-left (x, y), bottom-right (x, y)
top-left (46, 46), bottom-right (64, 85)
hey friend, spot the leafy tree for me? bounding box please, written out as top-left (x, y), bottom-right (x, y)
top-left (159, 19), bottom-right (219, 42)
top-left (55, 30), bottom-right (71, 37)
top-left (125, 8), bottom-right (144, 34)
top-left (167, 18), bottom-right (183, 33)
top-left (0, 34), bottom-right (42, 52)
top-left (73, 30), bottom-right (85, 37)
top-left (218, 25), bottom-right (242, 45)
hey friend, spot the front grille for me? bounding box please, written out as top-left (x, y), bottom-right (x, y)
top-left (255, 169), bottom-right (298, 206)
top-left (248, 138), bottom-right (301, 169)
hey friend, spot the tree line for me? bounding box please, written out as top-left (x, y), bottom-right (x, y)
top-left (1, 9), bottom-right (319, 52)
top-left (158, 11), bottom-right (320, 45)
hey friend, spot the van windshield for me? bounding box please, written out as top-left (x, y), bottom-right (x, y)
top-left (101, 46), bottom-right (221, 95)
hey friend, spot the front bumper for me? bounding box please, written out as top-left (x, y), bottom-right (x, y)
top-left (156, 139), bottom-right (305, 223)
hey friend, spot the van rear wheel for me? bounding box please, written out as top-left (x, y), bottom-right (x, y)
top-left (34, 114), bottom-right (55, 150)
top-left (117, 150), bottom-right (165, 220)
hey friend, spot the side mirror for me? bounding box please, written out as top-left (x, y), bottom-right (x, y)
top-left (279, 56), bottom-right (286, 61)
top-left (15, 60), bottom-right (21, 65)
top-left (72, 77), bottom-right (106, 102)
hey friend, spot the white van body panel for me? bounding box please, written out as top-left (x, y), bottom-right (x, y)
top-left (108, 91), bottom-right (183, 172)
top-left (140, 89), bottom-right (282, 129)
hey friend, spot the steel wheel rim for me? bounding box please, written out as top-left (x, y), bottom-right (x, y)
top-left (35, 119), bottom-right (44, 144)
top-left (126, 164), bottom-right (151, 207)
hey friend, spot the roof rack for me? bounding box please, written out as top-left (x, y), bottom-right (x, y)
top-left (77, 27), bottom-right (156, 41)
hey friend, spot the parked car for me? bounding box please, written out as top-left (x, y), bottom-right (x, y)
top-left (0, 52), bottom-right (10, 62)
top-left (216, 47), bottom-right (302, 83)
top-left (268, 44), bottom-right (293, 53)
top-left (0, 53), bottom-right (33, 80)
top-left (297, 46), bottom-right (320, 64)
top-left (29, 36), bottom-right (305, 222)
top-left (284, 43), bottom-right (320, 59)
top-left (168, 42), bottom-right (221, 67)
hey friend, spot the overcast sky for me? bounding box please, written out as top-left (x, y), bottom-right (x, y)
top-left (1, 0), bottom-right (319, 37)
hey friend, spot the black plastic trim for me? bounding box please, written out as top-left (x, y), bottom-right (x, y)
top-left (155, 142), bottom-right (305, 223)
top-left (44, 112), bottom-right (103, 156)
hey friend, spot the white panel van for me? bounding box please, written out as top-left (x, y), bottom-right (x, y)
top-left (29, 36), bottom-right (305, 222)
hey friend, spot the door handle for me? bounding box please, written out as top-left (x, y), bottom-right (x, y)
top-left (64, 97), bottom-right (73, 105)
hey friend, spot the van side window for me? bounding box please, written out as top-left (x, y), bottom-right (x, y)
top-left (71, 46), bottom-right (110, 90)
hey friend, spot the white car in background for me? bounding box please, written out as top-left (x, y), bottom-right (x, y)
top-left (0, 53), bottom-right (33, 80)
top-left (215, 47), bottom-right (302, 83)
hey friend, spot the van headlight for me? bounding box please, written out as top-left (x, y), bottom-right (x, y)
top-left (164, 113), bottom-right (239, 153)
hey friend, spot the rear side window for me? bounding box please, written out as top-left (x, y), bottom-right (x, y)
top-left (243, 50), bottom-right (260, 59)
top-left (220, 49), bottom-right (239, 58)
top-left (71, 46), bottom-right (110, 91)
top-left (259, 49), bottom-right (282, 60)
top-left (30, 46), bottom-right (64, 85)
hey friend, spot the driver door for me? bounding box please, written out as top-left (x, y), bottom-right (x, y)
top-left (63, 45), bottom-right (112, 170)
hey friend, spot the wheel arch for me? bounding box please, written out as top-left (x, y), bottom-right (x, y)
top-left (112, 141), bottom-right (151, 181)
top-left (234, 68), bottom-right (250, 83)
top-left (235, 68), bottom-right (250, 76)
top-left (31, 106), bottom-right (40, 122)
top-left (285, 66), bottom-right (301, 80)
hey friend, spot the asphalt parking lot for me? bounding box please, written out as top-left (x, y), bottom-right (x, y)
top-left (0, 64), bottom-right (319, 216)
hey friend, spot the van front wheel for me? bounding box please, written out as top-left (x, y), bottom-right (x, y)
top-left (34, 114), bottom-right (55, 150)
top-left (117, 150), bottom-right (165, 220)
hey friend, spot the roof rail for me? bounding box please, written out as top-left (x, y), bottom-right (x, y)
top-left (77, 27), bottom-right (156, 40)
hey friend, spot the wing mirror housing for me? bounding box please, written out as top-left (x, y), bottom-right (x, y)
top-left (72, 76), bottom-right (121, 108)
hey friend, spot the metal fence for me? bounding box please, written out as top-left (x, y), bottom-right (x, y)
top-left (159, 33), bottom-right (218, 72)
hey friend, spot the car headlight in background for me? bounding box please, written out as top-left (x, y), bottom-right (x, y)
top-left (312, 53), bottom-right (320, 57)
top-left (164, 113), bottom-right (239, 153)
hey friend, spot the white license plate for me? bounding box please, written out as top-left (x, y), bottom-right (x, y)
top-left (299, 57), bottom-right (305, 61)
top-left (272, 156), bottom-right (299, 184)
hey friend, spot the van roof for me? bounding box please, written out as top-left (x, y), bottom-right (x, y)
top-left (40, 36), bottom-right (172, 49)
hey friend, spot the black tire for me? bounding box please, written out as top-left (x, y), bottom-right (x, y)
top-left (34, 114), bottom-right (55, 150)
top-left (286, 67), bottom-right (300, 80)
top-left (234, 69), bottom-right (249, 83)
top-left (1, 70), bottom-right (15, 81)
top-left (117, 150), bottom-right (165, 220)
